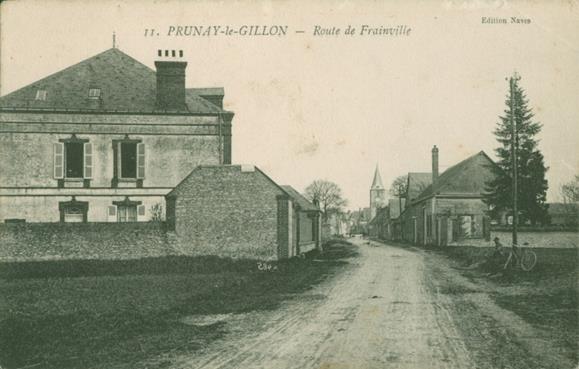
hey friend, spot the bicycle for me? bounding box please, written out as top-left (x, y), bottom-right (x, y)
top-left (503, 242), bottom-right (537, 272)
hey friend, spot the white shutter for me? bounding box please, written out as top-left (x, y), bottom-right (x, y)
top-left (137, 205), bottom-right (146, 221)
top-left (136, 143), bottom-right (145, 179)
top-left (107, 205), bottom-right (117, 222)
top-left (53, 143), bottom-right (64, 179)
top-left (83, 142), bottom-right (93, 179)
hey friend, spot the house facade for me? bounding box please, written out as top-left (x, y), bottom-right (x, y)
top-left (399, 146), bottom-right (496, 246)
top-left (165, 165), bottom-right (322, 260)
top-left (0, 48), bottom-right (233, 223)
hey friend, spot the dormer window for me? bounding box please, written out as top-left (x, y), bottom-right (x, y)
top-left (35, 89), bottom-right (47, 101)
top-left (88, 88), bottom-right (101, 99)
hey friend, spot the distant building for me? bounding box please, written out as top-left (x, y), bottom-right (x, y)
top-left (0, 48), bottom-right (233, 223)
top-left (547, 203), bottom-right (578, 226)
top-left (369, 165), bottom-right (387, 220)
top-left (399, 146), bottom-right (496, 246)
top-left (368, 198), bottom-right (405, 240)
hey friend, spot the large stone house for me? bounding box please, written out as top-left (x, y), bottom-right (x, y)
top-left (0, 48), bottom-right (233, 223)
top-left (398, 146), bottom-right (497, 246)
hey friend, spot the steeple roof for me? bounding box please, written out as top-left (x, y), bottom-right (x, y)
top-left (371, 165), bottom-right (384, 190)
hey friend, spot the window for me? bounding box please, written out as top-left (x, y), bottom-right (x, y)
top-left (64, 206), bottom-right (84, 222)
top-left (118, 205), bottom-right (137, 222)
top-left (53, 139), bottom-right (92, 180)
top-left (120, 142), bottom-right (137, 178)
top-left (459, 215), bottom-right (474, 238)
top-left (88, 88), bottom-right (101, 99)
top-left (113, 140), bottom-right (145, 184)
top-left (59, 199), bottom-right (88, 223)
top-left (35, 89), bottom-right (47, 101)
top-left (109, 198), bottom-right (145, 222)
top-left (66, 142), bottom-right (84, 178)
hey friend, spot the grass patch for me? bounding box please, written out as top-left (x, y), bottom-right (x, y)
top-left (494, 291), bottom-right (578, 364)
top-left (441, 245), bottom-right (578, 365)
top-left (0, 240), bottom-right (357, 369)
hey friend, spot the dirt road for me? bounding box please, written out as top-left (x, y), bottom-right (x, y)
top-left (173, 239), bottom-right (575, 369)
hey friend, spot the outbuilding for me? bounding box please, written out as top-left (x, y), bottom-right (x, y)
top-left (165, 165), bottom-right (321, 260)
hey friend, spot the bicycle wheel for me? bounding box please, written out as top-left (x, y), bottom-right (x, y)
top-left (520, 250), bottom-right (537, 271)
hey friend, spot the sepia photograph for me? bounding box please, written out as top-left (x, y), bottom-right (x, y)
top-left (0, 1), bottom-right (577, 368)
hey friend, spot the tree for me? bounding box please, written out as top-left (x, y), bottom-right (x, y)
top-left (561, 175), bottom-right (579, 203)
top-left (389, 175), bottom-right (408, 214)
top-left (304, 179), bottom-right (347, 221)
top-left (484, 74), bottom-right (549, 225)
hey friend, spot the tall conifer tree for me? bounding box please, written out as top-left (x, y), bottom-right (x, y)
top-left (485, 74), bottom-right (549, 225)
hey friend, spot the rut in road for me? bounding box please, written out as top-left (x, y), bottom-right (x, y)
top-left (179, 239), bottom-right (475, 369)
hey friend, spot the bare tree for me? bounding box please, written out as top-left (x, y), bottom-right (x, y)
top-left (304, 179), bottom-right (347, 221)
top-left (561, 175), bottom-right (579, 203)
top-left (389, 175), bottom-right (408, 214)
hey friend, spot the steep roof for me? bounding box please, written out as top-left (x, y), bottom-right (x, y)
top-left (415, 151), bottom-right (498, 201)
top-left (0, 48), bottom-right (229, 114)
top-left (371, 165), bottom-right (384, 189)
top-left (281, 186), bottom-right (320, 212)
top-left (406, 172), bottom-right (432, 202)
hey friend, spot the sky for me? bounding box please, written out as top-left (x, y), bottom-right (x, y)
top-left (1, 0), bottom-right (578, 210)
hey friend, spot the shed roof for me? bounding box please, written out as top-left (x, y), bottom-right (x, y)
top-left (281, 186), bottom-right (321, 212)
top-left (415, 151), bottom-right (498, 201)
top-left (406, 172), bottom-right (432, 202)
top-left (0, 48), bottom-right (230, 115)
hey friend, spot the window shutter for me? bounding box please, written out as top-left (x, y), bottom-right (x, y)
top-left (137, 143), bottom-right (145, 179)
top-left (137, 205), bottom-right (146, 221)
top-left (107, 205), bottom-right (117, 222)
top-left (53, 143), bottom-right (64, 179)
top-left (83, 142), bottom-right (93, 179)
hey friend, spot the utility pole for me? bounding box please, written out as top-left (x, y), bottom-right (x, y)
top-left (510, 72), bottom-right (519, 246)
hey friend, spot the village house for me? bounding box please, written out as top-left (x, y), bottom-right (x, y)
top-left (0, 48), bottom-right (233, 223)
top-left (369, 198), bottom-right (406, 241)
top-left (398, 146), bottom-right (496, 246)
top-left (165, 165), bottom-right (322, 260)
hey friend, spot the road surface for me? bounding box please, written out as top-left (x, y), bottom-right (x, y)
top-left (171, 238), bottom-right (575, 369)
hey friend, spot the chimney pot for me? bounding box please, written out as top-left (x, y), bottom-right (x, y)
top-left (432, 145), bottom-right (439, 184)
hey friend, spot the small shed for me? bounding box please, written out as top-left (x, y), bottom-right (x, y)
top-left (166, 165), bottom-right (321, 260)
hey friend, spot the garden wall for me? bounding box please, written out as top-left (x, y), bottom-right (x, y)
top-left (0, 222), bottom-right (179, 262)
top-left (451, 230), bottom-right (578, 249)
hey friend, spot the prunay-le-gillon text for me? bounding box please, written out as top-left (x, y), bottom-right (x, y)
top-left (144, 25), bottom-right (412, 37)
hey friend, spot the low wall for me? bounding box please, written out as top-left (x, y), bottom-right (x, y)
top-left (449, 231), bottom-right (578, 249)
top-left (443, 246), bottom-right (577, 273)
top-left (0, 222), bottom-right (178, 262)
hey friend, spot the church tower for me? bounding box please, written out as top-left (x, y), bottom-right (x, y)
top-left (370, 165), bottom-right (387, 220)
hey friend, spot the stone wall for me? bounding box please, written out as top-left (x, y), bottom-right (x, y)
top-left (451, 230), bottom-right (578, 249)
top-left (0, 222), bottom-right (178, 262)
top-left (170, 166), bottom-right (286, 260)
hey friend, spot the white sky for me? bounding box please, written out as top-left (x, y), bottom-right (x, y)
top-left (1, 0), bottom-right (578, 209)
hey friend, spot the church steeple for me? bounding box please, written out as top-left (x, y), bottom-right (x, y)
top-left (371, 165), bottom-right (384, 190)
top-left (370, 164), bottom-right (387, 220)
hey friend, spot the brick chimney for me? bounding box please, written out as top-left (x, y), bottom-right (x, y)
top-left (155, 49), bottom-right (187, 111)
top-left (432, 145), bottom-right (439, 184)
